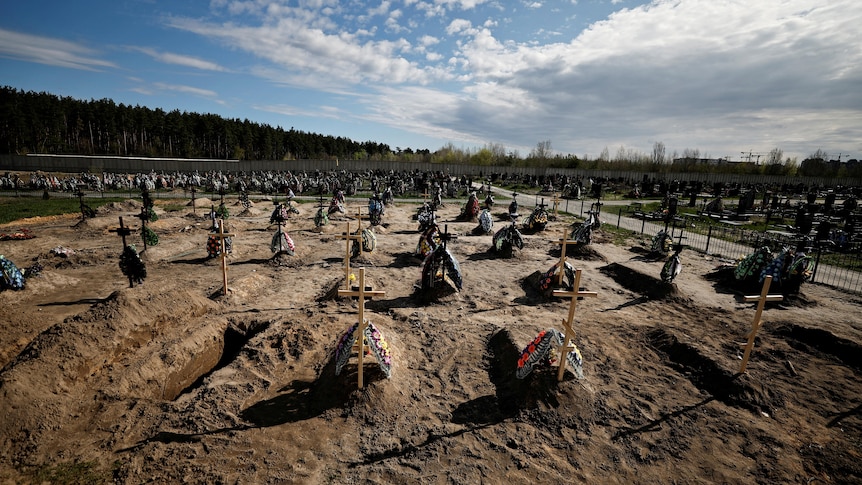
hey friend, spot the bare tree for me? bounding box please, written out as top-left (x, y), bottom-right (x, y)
top-left (531, 140), bottom-right (553, 160)
top-left (766, 148), bottom-right (783, 165)
top-left (652, 141), bottom-right (666, 164)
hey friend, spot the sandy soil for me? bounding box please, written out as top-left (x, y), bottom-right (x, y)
top-left (1, 193), bottom-right (861, 484)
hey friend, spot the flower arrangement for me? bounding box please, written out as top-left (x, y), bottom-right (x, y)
top-left (119, 245), bottom-right (146, 285)
top-left (0, 255), bottom-right (26, 290)
top-left (334, 323), bottom-right (359, 376)
top-left (334, 321), bottom-right (392, 379)
top-left (516, 328), bottom-right (584, 379)
top-left (363, 322), bottom-right (392, 378)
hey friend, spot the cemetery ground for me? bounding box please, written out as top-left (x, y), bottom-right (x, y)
top-left (1, 194), bottom-right (861, 484)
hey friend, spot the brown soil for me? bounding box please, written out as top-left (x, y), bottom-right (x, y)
top-left (1, 197), bottom-right (860, 484)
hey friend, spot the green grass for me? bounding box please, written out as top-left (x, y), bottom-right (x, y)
top-left (0, 196), bottom-right (128, 225)
top-left (28, 460), bottom-right (116, 485)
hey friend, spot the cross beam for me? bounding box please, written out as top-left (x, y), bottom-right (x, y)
top-left (552, 269), bottom-right (598, 381)
top-left (109, 216), bottom-right (132, 247)
top-left (209, 219), bottom-right (236, 296)
top-left (739, 275), bottom-right (783, 373)
top-left (337, 267), bottom-right (386, 388)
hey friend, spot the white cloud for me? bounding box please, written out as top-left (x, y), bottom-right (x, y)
top-left (152, 82), bottom-right (218, 98)
top-left (0, 28), bottom-right (116, 71)
top-left (131, 47), bottom-right (228, 71)
top-left (167, 0), bottom-right (862, 159)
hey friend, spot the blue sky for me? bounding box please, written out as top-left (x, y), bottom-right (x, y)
top-left (1, 0), bottom-right (860, 162)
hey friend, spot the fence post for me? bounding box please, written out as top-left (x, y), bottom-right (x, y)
top-left (705, 225), bottom-right (713, 254)
top-left (811, 244), bottom-right (822, 284)
top-left (617, 207), bottom-right (623, 229)
top-left (640, 214), bottom-right (646, 234)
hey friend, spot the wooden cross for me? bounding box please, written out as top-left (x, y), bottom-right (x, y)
top-left (738, 275), bottom-right (784, 373)
top-left (552, 269), bottom-right (598, 381)
top-left (337, 267), bottom-right (386, 389)
top-left (340, 221), bottom-right (364, 290)
top-left (110, 217), bottom-right (135, 287)
top-left (209, 219), bottom-right (236, 296)
top-left (190, 186), bottom-right (196, 214)
top-left (556, 228), bottom-right (575, 285)
top-left (136, 207), bottom-right (151, 251)
top-left (551, 194), bottom-right (561, 220)
top-left (439, 224), bottom-right (456, 250)
top-left (109, 216), bottom-right (132, 247)
top-left (75, 188), bottom-right (87, 218)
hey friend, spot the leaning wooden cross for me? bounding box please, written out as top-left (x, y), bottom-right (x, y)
top-left (739, 275), bottom-right (783, 373)
top-left (209, 219), bottom-right (236, 296)
top-left (556, 228), bottom-right (575, 285)
top-left (340, 221), bottom-right (364, 290)
top-left (337, 267), bottom-right (386, 389)
top-left (552, 269), bottom-right (598, 381)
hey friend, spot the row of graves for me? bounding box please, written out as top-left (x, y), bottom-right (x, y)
top-left (0, 188), bottom-right (812, 400)
top-left (329, 190), bottom-right (791, 391)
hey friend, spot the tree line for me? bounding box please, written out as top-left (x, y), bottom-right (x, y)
top-left (1, 86), bottom-right (858, 179)
top-left (0, 86), bottom-right (406, 161)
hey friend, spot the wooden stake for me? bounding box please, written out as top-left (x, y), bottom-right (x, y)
top-left (556, 227), bottom-right (574, 285)
top-left (209, 219), bottom-right (236, 296)
top-left (337, 268), bottom-right (386, 388)
top-left (552, 269), bottom-right (598, 381)
top-left (739, 275), bottom-right (783, 373)
top-left (551, 193), bottom-right (561, 220)
top-left (340, 221), bottom-right (364, 290)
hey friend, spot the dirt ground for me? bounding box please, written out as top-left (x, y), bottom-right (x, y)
top-left (1, 192), bottom-right (861, 484)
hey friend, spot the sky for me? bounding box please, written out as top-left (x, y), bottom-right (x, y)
top-left (1, 0), bottom-right (860, 163)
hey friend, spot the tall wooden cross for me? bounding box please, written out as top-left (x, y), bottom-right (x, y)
top-left (209, 219), bottom-right (236, 296)
top-left (551, 194), bottom-right (561, 221)
top-left (556, 228), bottom-right (575, 285)
top-left (340, 221), bottom-right (363, 290)
top-left (739, 275), bottom-right (783, 373)
top-left (337, 267), bottom-right (386, 389)
top-left (552, 269), bottom-right (598, 381)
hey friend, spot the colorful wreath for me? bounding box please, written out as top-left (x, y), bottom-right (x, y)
top-left (516, 328), bottom-right (584, 379)
top-left (0, 255), bottom-right (25, 291)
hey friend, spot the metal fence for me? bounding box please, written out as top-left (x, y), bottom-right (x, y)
top-left (593, 204), bottom-right (862, 295)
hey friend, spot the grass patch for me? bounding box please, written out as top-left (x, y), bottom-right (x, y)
top-left (159, 203), bottom-right (187, 213)
top-left (0, 196), bottom-right (127, 225)
top-left (28, 460), bottom-right (116, 485)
